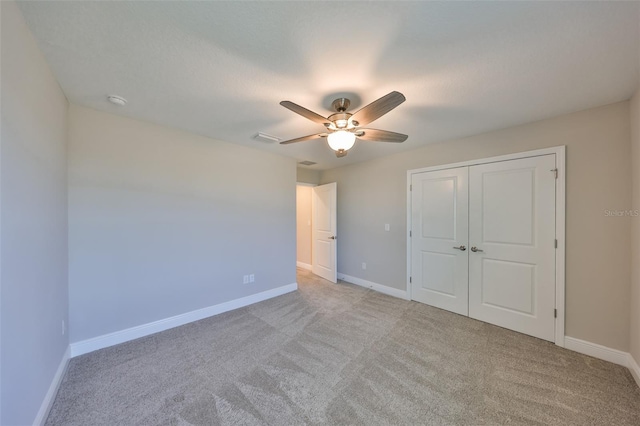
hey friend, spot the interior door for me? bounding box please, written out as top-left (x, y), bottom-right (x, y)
top-left (411, 167), bottom-right (469, 315)
top-left (312, 182), bottom-right (337, 283)
top-left (468, 155), bottom-right (556, 341)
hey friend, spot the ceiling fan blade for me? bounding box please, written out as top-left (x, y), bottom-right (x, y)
top-left (356, 128), bottom-right (408, 143)
top-left (351, 91), bottom-right (406, 126)
top-left (279, 133), bottom-right (325, 145)
top-left (280, 101), bottom-right (331, 125)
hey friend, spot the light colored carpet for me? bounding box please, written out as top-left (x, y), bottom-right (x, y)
top-left (47, 268), bottom-right (640, 425)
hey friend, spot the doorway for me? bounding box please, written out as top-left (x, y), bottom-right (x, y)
top-left (296, 184), bottom-right (314, 271)
top-left (296, 182), bottom-right (338, 283)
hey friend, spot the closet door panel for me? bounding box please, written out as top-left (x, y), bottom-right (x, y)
top-left (411, 167), bottom-right (469, 315)
top-left (468, 155), bottom-right (556, 341)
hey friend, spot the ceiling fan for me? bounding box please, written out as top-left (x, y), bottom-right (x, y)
top-left (279, 91), bottom-right (408, 157)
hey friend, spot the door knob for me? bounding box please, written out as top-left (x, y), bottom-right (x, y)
top-left (453, 245), bottom-right (466, 251)
top-left (328, 236), bottom-right (336, 240)
top-left (470, 246), bottom-right (484, 252)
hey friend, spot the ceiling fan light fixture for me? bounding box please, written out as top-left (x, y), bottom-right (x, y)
top-left (327, 130), bottom-right (356, 152)
top-left (278, 91), bottom-right (407, 155)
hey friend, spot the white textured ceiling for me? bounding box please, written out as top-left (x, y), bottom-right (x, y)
top-left (17, 1), bottom-right (640, 170)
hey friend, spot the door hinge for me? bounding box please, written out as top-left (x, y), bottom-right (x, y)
top-left (554, 239), bottom-right (558, 248)
top-left (551, 168), bottom-right (558, 179)
top-left (410, 230), bottom-right (412, 237)
top-left (554, 309), bottom-right (557, 318)
top-left (410, 276), bottom-right (412, 283)
top-left (410, 184), bottom-right (412, 191)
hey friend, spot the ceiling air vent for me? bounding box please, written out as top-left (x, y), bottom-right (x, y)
top-left (298, 161), bottom-right (317, 166)
top-left (253, 132), bottom-right (281, 143)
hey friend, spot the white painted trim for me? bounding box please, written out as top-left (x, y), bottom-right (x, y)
top-left (70, 283), bottom-right (298, 357)
top-left (407, 146), bottom-right (566, 347)
top-left (563, 337), bottom-right (639, 388)
top-left (34, 346), bottom-right (70, 425)
top-left (407, 146), bottom-right (567, 175)
top-left (296, 182), bottom-right (317, 187)
top-left (338, 273), bottom-right (410, 300)
top-left (554, 146), bottom-right (566, 347)
top-left (564, 336), bottom-right (629, 367)
top-left (406, 170), bottom-right (412, 303)
top-left (628, 354), bottom-right (640, 388)
top-left (296, 261), bottom-right (312, 271)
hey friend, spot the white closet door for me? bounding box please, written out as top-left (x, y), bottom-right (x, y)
top-left (411, 167), bottom-right (469, 315)
top-left (468, 155), bottom-right (556, 341)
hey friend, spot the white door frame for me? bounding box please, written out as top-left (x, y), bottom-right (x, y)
top-left (407, 146), bottom-right (566, 347)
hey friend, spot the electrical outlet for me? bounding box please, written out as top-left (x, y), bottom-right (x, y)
top-left (243, 275), bottom-right (249, 284)
top-left (249, 274), bottom-right (255, 283)
top-left (385, 224), bottom-right (390, 231)
top-left (362, 262), bottom-right (367, 270)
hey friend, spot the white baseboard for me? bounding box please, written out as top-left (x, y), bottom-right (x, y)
top-left (70, 283), bottom-right (298, 357)
top-left (338, 273), bottom-right (409, 300)
top-left (628, 354), bottom-right (640, 388)
top-left (564, 336), bottom-right (629, 367)
top-left (547, 337), bottom-right (640, 389)
top-left (296, 261), bottom-right (312, 271)
top-left (34, 345), bottom-right (70, 425)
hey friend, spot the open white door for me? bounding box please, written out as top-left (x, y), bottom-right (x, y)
top-left (312, 182), bottom-right (337, 283)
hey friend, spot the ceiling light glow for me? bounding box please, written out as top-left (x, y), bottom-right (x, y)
top-left (335, 119), bottom-right (348, 128)
top-left (327, 131), bottom-right (356, 152)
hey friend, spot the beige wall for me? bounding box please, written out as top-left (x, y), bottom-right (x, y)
top-left (68, 105), bottom-right (297, 342)
top-left (631, 90), bottom-right (640, 364)
top-left (631, 3), bottom-right (640, 362)
top-left (297, 167), bottom-right (321, 185)
top-left (296, 185), bottom-right (313, 266)
top-left (321, 102), bottom-right (632, 351)
top-left (1, 2), bottom-right (69, 424)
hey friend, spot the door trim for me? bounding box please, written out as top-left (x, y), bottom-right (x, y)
top-left (406, 146), bottom-right (566, 347)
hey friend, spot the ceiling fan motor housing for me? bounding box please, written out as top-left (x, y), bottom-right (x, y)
top-left (331, 98), bottom-right (351, 112)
